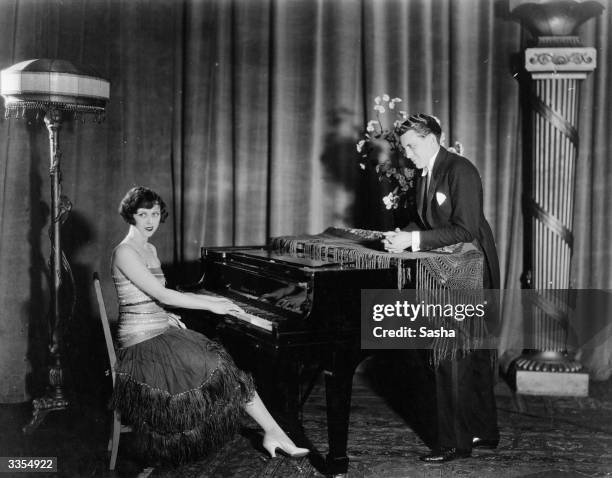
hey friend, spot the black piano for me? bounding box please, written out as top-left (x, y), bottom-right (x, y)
top-left (189, 246), bottom-right (404, 476)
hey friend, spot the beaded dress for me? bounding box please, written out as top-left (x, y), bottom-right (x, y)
top-left (110, 244), bottom-right (254, 463)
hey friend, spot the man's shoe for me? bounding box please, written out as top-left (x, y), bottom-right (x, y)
top-left (472, 437), bottom-right (499, 449)
top-left (419, 448), bottom-right (471, 463)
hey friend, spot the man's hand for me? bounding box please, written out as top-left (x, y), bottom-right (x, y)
top-left (381, 228), bottom-right (412, 253)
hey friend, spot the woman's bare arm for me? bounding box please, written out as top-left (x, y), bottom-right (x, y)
top-left (113, 244), bottom-right (242, 315)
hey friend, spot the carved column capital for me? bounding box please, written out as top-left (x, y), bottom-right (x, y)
top-left (525, 46), bottom-right (597, 79)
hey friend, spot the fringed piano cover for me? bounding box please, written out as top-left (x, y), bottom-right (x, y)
top-left (270, 227), bottom-right (490, 364)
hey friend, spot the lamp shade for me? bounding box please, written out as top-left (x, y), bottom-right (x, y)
top-left (1, 59), bottom-right (109, 118)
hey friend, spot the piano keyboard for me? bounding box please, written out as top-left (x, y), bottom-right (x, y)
top-left (228, 310), bottom-right (274, 331)
top-left (200, 290), bottom-right (279, 332)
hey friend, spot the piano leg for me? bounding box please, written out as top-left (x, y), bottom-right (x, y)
top-left (324, 345), bottom-right (361, 477)
top-left (277, 351), bottom-right (301, 427)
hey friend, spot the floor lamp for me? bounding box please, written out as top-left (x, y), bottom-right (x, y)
top-left (0, 59), bottom-right (109, 432)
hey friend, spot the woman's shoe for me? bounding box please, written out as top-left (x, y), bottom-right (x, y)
top-left (262, 428), bottom-right (310, 458)
top-left (271, 446), bottom-right (310, 458)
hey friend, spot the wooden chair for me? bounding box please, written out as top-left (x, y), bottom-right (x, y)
top-left (93, 272), bottom-right (132, 470)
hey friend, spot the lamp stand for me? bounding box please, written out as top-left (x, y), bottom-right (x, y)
top-left (23, 108), bottom-right (70, 434)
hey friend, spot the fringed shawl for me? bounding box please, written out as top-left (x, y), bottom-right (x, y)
top-left (271, 227), bottom-right (492, 365)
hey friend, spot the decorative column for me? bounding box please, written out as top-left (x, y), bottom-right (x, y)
top-left (509, 0), bottom-right (603, 395)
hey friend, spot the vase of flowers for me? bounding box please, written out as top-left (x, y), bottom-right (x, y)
top-left (357, 96), bottom-right (464, 225)
top-left (357, 95), bottom-right (417, 218)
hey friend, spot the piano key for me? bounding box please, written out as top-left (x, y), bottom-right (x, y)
top-left (227, 310), bottom-right (274, 332)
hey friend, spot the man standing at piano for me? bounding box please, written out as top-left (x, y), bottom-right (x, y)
top-left (382, 113), bottom-right (500, 462)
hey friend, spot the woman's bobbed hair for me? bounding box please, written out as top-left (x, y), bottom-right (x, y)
top-left (119, 186), bottom-right (168, 225)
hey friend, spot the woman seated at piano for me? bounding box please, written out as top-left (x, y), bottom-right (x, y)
top-left (110, 186), bottom-right (309, 464)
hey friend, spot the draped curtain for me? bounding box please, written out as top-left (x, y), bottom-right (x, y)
top-left (0, 0), bottom-right (609, 403)
top-left (573, 9), bottom-right (612, 379)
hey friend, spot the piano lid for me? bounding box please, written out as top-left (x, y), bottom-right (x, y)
top-left (229, 249), bottom-right (344, 268)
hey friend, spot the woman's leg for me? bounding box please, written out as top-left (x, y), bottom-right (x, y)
top-left (244, 392), bottom-right (309, 458)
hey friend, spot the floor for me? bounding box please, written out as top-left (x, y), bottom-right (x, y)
top-left (1, 355), bottom-right (612, 478)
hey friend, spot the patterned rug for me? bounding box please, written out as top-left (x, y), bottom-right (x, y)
top-left (150, 356), bottom-right (612, 478)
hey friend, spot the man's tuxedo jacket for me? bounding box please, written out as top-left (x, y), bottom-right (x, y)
top-left (406, 147), bottom-right (500, 289)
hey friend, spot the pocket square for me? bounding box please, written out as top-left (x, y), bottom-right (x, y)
top-left (436, 192), bottom-right (447, 205)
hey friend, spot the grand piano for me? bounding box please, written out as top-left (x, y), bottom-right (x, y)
top-left (186, 228), bottom-right (483, 476)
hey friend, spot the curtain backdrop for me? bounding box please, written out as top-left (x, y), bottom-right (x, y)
top-left (0, 0), bottom-right (609, 403)
top-left (573, 8), bottom-right (612, 379)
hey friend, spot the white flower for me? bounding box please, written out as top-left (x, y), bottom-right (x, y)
top-left (393, 120), bottom-right (402, 128)
top-left (382, 94), bottom-right (390, 102)
top-left (389, 101), bottom-right (395, 110)
top-left (374, 96), bottom-right (381, 104)
top-left (382, 192), bottom-right (399, 210)
top-left (366, 124), bottom-right (376, 133)
top-left (374, 105), bottom-right (386, 113)
top-left (359, 163), bottom-right (366, 170)
top-left (392, 97), bottom-right (402, 103)
top-left (399, 110), bottom-right (407, 119)
top-left (439, 132), bottom-right (447, 147)
top-left (382, 193), bottom-right (393, 209)
top-left (356, 139), bottom-right (366, 152)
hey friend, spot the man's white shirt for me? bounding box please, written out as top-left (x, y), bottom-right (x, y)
top-left (411, 147), bottom-right (440, 252)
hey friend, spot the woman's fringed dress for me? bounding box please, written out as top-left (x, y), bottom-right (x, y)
top-left (110, 265), bottom-right (255, 464)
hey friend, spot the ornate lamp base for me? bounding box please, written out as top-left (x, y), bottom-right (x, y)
top-left (23, 397), bottom-right (69, 435)
top-left (23, 361), bottom-right (69, 434)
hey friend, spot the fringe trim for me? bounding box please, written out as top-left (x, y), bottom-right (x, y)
top-left (110, 342), bottom-right (255, 464)
top-left (271, 229), bottom-right (483, 291)
top-left (271, 229), bottom-right (492, 368)
top-left (428, 347), bottom-right (498, 372)
top-left (132, 399), bottom-right (244, 464)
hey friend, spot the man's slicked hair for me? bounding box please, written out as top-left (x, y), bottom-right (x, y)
top-left (397, 113), bottom-right (442, 143)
